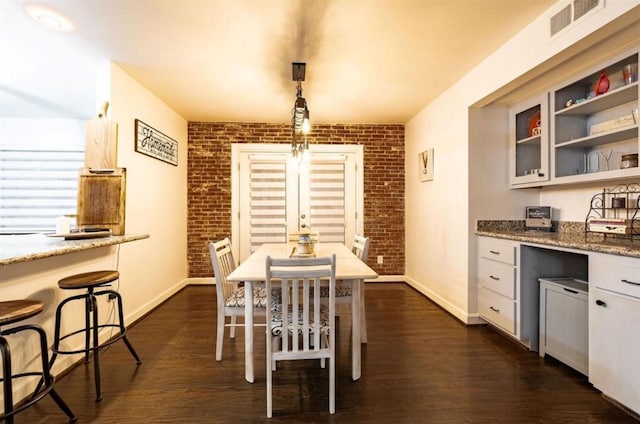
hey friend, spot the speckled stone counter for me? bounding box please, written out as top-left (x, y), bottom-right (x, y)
top-left (476, 220), bottom-right (640, 258)
top-left (0, 233), bottom-right (149, 266)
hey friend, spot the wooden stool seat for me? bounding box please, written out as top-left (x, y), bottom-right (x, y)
top-left (58, 270), bottom-right (119, 290)
top-left (0, 300), bottom-right (43, 325)
top-left (0, 300), bottom-right (76, 423)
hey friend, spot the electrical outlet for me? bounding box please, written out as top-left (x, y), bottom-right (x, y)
top-left (377, 255), bottom-right (383, 265)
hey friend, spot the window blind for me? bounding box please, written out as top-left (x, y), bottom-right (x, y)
top-left (0, 146), bottom-right (84, 234)
top-left (308, 160), bottom-right (346, 244)
top-left (249, 160), bottom-right (288, 252)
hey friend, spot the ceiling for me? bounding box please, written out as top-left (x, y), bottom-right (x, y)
top-left (0, 0), bottom-right (557, 124)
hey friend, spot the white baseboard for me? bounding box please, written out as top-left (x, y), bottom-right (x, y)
top-left (187, 277), bottom-right (215, 285)
top-left (404, 276), bottom-right (484, 325)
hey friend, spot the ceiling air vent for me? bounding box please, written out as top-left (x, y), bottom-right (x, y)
top-left (550, 4), bottom-right (572, 37)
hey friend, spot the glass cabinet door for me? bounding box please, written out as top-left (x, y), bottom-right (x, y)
top-left (509, 94), bottom-right (549, 186)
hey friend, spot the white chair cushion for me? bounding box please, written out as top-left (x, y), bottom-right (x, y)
top-left (270, 304), bottom-right (330, 336)
top-left (225, 286), bottom-right (281, 308)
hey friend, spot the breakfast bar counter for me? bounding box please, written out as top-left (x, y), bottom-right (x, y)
top-left (0, 233), bottom-right (149, 266)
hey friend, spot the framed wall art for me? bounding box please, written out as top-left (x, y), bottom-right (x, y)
top-left (418, 148), bottom-right (434, 182)
top-left (134, 119), bottom-right (178, 166)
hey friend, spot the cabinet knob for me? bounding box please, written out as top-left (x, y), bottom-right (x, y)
top-left (489, 275), bottom-right (500, 281)
top-left (595, 299), bottom-right (607, 307)
top-left (489, 250), bottom-right (500, 255)
top-left (489, 306), bottom-right (500, 313)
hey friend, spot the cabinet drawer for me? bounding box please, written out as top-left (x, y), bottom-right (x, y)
top-left (478, 238), bottom-right (516, 266)
top-left (590, 256), bottom-right (640, 298)
top-left (478, 259), bottom-right (516, 298)
top-left (479, 287), bottom-right (516, 334)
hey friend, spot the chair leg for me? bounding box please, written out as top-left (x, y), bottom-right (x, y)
top-left (215, 310), bottom-right (225, 361)
top-left (266, 333), bottom-right (273, 417)
top-left (230, 315), bottom-right (237, 338)
top-left (329, 354), bottom-right (335, 414)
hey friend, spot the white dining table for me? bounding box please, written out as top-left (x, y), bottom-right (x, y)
top-left (226, 242), bottom-right (378, 383)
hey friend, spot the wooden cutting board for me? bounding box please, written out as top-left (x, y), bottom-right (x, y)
top-left (85, 102), bottom-right (118, 169)
top-left (76, 167), bottom-right (126, 235)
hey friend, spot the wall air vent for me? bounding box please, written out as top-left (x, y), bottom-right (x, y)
top-left (573, 0), bottom-right (599, 21)
top-left (549, 0), bottom-right (604, 39)
top-left (550, 4), bottom-right (572, 37)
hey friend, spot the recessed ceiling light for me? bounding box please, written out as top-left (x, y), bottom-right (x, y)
top-left (24, 5), bottom-right (74, 31)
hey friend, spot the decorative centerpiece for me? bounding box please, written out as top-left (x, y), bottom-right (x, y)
top-left (296, 229), bottom-right (315, 255)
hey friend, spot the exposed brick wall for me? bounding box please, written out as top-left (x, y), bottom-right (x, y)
top-left (187, 122), bottom-right (404, 278)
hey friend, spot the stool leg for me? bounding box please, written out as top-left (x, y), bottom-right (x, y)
top-left (90, 293), bottom-right (102, 402)
top-left (34, 325), bottom-right (77, 422)
top-left (85, 291), bottom-right (93, 364)
top-left (0, 336), bottom-right (15, 424)
top-left (113, 291), bottom-right (142, 364)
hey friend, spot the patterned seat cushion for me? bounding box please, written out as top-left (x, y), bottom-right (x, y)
top-left (225, 286), bottom-right (281, 308)
top-left (319, 284), bottom-right (352, 297)
top-left (270, 304), bottom-right (330, 336)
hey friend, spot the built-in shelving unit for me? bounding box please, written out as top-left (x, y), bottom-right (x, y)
top-left (509, 48), bottom-right (639, 188)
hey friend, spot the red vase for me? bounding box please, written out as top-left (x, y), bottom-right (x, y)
top-left (594, 71), bottom-right (610, 95)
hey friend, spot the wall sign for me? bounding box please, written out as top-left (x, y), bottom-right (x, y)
top-left (134, 119), bottom-right (178, 166)
top-left (418, 148), bottom-right (434, 182)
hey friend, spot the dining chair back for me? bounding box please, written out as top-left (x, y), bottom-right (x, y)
top-left (321, 234), bottom-right (371, 342)
top-left (265, 254), bottom-right (336, 417)
top-left (209, 238), bottom-right (267, 361)
top-left (352, 234), bottom-right (371, 263)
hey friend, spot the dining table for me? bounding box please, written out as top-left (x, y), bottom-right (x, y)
top-left (226, 242), bottom-right (378, 383)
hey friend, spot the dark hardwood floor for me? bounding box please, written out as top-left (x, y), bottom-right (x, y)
top-left (17, 283), bottom-right (638, 423)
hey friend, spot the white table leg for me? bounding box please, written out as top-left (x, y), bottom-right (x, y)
top-left (351, 278), bottom-right (361, 380)
top-left (360, 279), bottom-right (367, 343)
top-left (245, 281), bottom-right (254, 383)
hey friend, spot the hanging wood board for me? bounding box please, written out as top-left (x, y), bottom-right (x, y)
top-left (85, 116), bottom-right (118, 169)
top-left (77, 167), bottom-right (126, 235)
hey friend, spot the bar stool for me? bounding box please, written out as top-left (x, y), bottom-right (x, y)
top-left (0, 299), bottom-right (77, 423)
top-left (48, 270), bottom-right (142, 402)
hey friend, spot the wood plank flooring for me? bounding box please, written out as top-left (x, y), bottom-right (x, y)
top-left (17, 283), bottom-right (638, 423)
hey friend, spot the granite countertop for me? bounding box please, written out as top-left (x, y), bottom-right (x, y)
top-left (476, 220), bottom-right (640, 258)
top-left (0, 233), bottom-right (150, 266)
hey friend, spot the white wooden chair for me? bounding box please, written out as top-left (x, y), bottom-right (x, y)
top-left (321, 234), bottom-right (370, 342)
top-left (265, 254), bottom-right (337, 417)
top-left (209, 238), bottom-right (268, 361)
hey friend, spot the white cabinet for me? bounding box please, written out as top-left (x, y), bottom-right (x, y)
top-left (589, 253), bottom-right (640, 414)
top-left (478, 237), bottom-right (519, 336)
top-left (539, 278), bottom-right (588, 375)
top-left (509, 94), bottom-right (549, 186)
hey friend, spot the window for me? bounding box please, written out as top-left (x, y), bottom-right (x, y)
top-left (0, 119), bottom-right (85, 234)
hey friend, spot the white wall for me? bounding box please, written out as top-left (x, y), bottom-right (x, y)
top-left (107, 63), bottom-right (189, 322)
top-left (405, 1), bottom-right (640, 323)
top-left (0, 63), bottom-right (188, 403)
